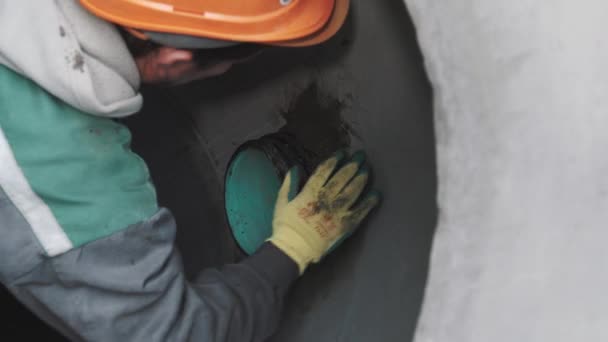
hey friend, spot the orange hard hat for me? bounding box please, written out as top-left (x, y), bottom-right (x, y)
top-left (79, 0), bottom-right (350, 48)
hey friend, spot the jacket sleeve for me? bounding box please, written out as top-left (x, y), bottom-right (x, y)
top-left (7, 209), bottom-right (299, 342)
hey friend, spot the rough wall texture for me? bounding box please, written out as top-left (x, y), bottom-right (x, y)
top-left (405, 1), bottom-right (608, 341)
top-left (158, 1), bottom-right (437, 341)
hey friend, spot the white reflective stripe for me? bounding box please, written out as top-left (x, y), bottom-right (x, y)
top-left (0, 128), bottom-right (73, 256)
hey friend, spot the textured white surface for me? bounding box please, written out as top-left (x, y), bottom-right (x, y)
top-left (405, 1), bottom-right (608, 341)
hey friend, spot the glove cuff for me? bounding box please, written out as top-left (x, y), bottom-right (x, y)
top-left (268, 230), bottom-right (317, 275)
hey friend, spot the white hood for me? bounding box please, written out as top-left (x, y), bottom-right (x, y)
top-left (0, 0), bottom-right (142, 117)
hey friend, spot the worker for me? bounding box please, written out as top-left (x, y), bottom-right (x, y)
top-left (0, 1), bottom-right (380, 341)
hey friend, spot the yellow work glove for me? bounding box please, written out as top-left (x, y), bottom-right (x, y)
top-left (269, 151), bottom-right (380, 274)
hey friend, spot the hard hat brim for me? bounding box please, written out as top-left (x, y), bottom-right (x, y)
top-left (270, 0), bottom-right (350, 47)
top-left (79, 0), bottom-right (346, 45)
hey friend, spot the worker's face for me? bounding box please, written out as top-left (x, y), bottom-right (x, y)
top-left (135, 46), bottom-right (243, 86)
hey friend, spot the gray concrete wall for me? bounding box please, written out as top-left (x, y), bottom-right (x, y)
top-left (131, 1), bottom-right (438, 341)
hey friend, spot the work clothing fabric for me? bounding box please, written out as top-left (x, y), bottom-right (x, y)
top-left (0, 1), bottom-right (299, 340)
top-left (270, 152), bottom-right (379, 274)
top-left (0, 62), bottom-right (298, 342)
top-left (0, 1), bottom-right (142, 117)
top-left (405, 1), bottom-right (608, 341)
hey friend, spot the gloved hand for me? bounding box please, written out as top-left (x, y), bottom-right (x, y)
top-left (269, 151), bottom-right (380, 274)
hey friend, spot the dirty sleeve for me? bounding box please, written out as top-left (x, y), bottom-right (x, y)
top-left (4, 208), bottom-right (299, 342)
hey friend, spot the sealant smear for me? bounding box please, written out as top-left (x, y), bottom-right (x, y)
top-left (279, 83), bottom-right (352, 169)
